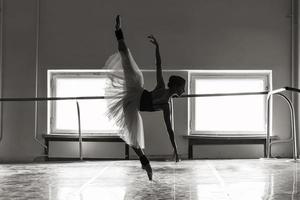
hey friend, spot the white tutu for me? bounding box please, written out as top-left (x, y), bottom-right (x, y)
top-left (104, 49), bottom-right (145, 149)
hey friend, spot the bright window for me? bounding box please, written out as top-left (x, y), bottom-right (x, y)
top-left (189, 71), bottom-right (271, 135)
top-left (48, 70), bottom-right (119, 134)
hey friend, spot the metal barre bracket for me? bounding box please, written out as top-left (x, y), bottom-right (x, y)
top-left (266, 87), bottom-right (299, 160)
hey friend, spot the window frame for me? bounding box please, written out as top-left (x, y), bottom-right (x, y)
top-left (188, 70), bottom-right (272, 136)
top-left (47, 70), bottom-right (120, 135)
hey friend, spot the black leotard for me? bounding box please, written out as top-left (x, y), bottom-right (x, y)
top-left (139, 90), bottom-right (156, 112)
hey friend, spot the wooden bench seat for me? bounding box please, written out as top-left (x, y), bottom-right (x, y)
top-left (184, 135), bottom-right (278, 159)
top-left (43, 134), bottom-right (129, 160)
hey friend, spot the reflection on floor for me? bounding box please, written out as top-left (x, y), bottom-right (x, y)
top-left (0, 159), bottom-right (299, 200)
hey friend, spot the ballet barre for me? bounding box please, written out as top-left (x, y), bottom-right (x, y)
top-left (177, 91), bottom-right (269, 98)
top-left (0, 91), bottom-right (266, 160)
top-left (0, 88), bottom-right (298, 160)
top-left (0, 90), bottom-right (269, 102)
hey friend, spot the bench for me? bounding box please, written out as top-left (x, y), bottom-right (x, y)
top-left (184, 135), bottom-right (278, 159)
top-left (43, 134), bottom-right (129, 160)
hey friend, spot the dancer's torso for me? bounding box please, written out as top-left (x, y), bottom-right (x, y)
top-left (139, 87), bottom-right (169, 112)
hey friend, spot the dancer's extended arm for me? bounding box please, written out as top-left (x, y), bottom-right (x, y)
top-left (148, 35), bottom-right (165, 88)
top-left (162, 104), bottom-right (179, 162)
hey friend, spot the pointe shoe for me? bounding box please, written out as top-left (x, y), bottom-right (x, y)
top-left (142, 163), bottom-right (153, 181)
top-left (172, 152), bottom-right (180, 162)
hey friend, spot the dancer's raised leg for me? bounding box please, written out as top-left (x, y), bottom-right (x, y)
top-left (114, 15), bottom-right (140, 87)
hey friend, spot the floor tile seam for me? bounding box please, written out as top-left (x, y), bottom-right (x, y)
top-left (206, 160), bottom-right (232, 200)
top-left (66, 161), bottom-right (115, 199)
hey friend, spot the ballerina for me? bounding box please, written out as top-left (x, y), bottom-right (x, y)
top-left (105, 15), bottom-right (186, 180)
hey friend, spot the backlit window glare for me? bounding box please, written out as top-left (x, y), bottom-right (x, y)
top-left (195, 79), bottom-right (265, 132)
top-left (55, 78), bottom-right (118, 132)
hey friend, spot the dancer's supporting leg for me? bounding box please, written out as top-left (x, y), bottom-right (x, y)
top-left (132, 146), bottom-right (153, 181)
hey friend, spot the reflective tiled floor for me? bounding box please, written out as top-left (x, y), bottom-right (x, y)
top-left (0, 159), bottom-right (299, 200)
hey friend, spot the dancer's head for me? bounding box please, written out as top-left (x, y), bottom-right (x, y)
top-left (168, 75), bottom-right (186, 96)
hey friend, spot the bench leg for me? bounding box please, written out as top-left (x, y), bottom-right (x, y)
top-left (45, 139), bottom-right (49, 161)
top-left (264, 142), bottom-right (267, 158)
top-left (188, 142), bottom-right (193, 160)
top-left (125, 144), bottom-right (129, 160)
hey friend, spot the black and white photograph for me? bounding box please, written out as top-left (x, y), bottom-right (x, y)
top-left (0, 0), bottom-right (299, 199)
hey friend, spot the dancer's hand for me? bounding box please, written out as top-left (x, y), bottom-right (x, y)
top-left (148, 34), bottom-right (159, 47)
top-left (115, 15), bottom-right (121, 30)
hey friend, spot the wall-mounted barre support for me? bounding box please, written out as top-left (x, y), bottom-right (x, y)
top-left (76, 101), bottom-right (83, 161)
top-left (266, 87), bottom-right (299, 160)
